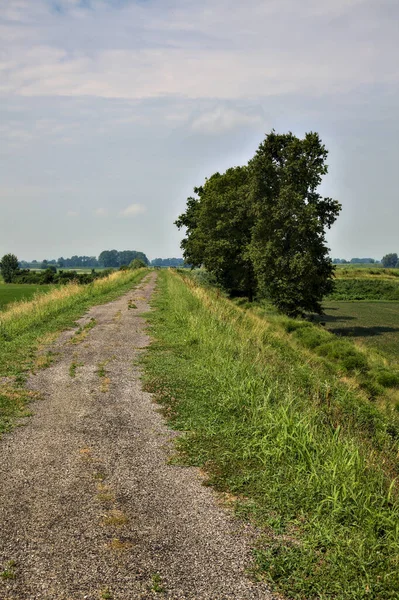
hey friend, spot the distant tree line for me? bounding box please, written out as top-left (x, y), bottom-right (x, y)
top-left (1, 253), bottom-right (148, 286)
top-left (150, 258), bottom-right (188, 267)
top-left (333, 254), bottom-right (398, 268)
top-left (176, 130), bottom-right (341, 316)
top-left (332, 258), bottom-right (378, 265)
top-left (18, 249), bottom-right (149, 270)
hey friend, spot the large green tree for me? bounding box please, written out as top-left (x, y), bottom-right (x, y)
top-left (176, 130), bottom-right (341, 316)
top-left (382, 253), bottom-right (398, 268)
top-left (176, 167), bottom-right (255, 298)
top-left (248, 131), bottom-right (341, 316)
top-left (0, 254), bottom-right (20, 283)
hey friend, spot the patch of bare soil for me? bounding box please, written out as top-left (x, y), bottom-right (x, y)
top-left (0, 273), bottom-right (273, 599)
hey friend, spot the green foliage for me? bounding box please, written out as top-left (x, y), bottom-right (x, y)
top-left (98, 249), bottom-right (149, 268)
top-left (151, 257), bottom-right (187, 267)
top-left (12, 268), bottom-right (113, 286)
top-left (186, 269), bottom-right (224, 291)
top-left (129, 258), bottom-right (147, 269)
top-left (142, 271), bottom-right (399, 599)
top-left (176, 131), bottom-right (341, 315)
top-left (175, 167), bottom-right (255, 298)
top-left (382, 253), bottom-right (398, 268)
top-left (248, 131), bottom-right (341, 316)
top-left (0, 254), bottom-right (20, 283)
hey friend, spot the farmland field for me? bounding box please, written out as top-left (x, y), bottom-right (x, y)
top-left (317, 301), bottom-right (399, 362)
top-left (0, 283), bottom-right (54, 310)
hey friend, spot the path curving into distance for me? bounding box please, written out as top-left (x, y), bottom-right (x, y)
top-left (0, 272), bottom-right (273, 600)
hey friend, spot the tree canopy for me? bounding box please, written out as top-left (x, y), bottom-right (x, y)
top-left (0, 254), bottom-right (19, 283)
top-left (176, 130), bottom-right (341, 316)
top-left (175, 167), bottom-right (255, 298)
top-left (382, 253), bottom-right (398, 268)
top-left (98, 250), bottom-right (149, 268)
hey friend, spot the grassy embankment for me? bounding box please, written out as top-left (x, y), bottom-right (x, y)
top-left (0, 269), bottom-right (148, 435)
top-left (142, 270), bottom-right (399, 600)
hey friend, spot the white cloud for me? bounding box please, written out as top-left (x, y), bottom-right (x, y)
top-left (119, 203), bottom-right (146, 217)
top-left (94, 207), bottom-right (107, 216)
top-left (66, 210), bottom-right (79, 217)
top-left (190, 107), bottom-right (265, 134)
top-left (0, 0), bottom-right (397, 100)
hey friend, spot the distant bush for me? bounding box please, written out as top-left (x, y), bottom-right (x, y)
top-left (317, 341), bottom-right (369, 373)
top-left (375, 370), bottom-right (399, 389)
top-left (12, 268), bottom-right (113, 286)
top-left (129, 258), bottom-right (147, 269)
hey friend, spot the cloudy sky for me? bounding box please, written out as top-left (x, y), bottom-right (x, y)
top-left (0, 0), bottom-right (398, 261)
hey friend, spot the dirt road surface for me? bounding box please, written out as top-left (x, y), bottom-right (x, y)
top-left (0, 273), bottom-right (272, 600)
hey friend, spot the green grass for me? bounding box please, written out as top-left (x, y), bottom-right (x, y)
top-left (0, 269), bottom-right (148, 435)
top-left (329, 279), bottom-right (399, 301)
top-left (316, 302), bottom-right (399, 363)
top-left (142, 270), bottom-right (399, 600)
top-left (334, 266), bottom-right (399, 278)
top-left (0, 283), bottom-right (54, 310)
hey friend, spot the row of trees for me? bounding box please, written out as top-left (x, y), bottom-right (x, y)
top-left (332, 256), bottom-right (398, 267)
top-left (150, 258), bottom-right (187, 267)
top-left (333, 258), bottom-right (378, 264)
top-left (176, 130), bottom-right (341, 316)
top-left (18, 250), bottom-right (149, 270)
top-left (0, 253), bottom-right (148, 285)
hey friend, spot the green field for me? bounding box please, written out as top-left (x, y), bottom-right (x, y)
top-left (0, 283), bottom-right (54, 310)
top-left (317, 301), bottom-right (399, 363)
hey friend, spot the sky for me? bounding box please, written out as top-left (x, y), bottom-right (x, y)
top-left (0, 0), bottom-right (398, 261)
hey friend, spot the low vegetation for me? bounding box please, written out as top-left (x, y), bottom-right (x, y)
top-left (142, 270), bottom-right (399, 600)
top-left (0, 269), bottom-right (147, 435)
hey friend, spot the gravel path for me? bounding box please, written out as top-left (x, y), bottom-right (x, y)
top-left (0, 273), bottom-right (273, 600)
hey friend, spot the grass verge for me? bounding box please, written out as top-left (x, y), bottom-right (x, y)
top-left (142, 270), bottom-right (399, 600)
top-left (0, 269), bottom-right (148, 434)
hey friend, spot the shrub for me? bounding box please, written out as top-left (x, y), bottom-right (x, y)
top-left (317, 341), bottom-right (369, 373)
top-left (129, 258), bottom-right (147, 269)
top-left (294, 325), bottom-right (330, 349)
top-left (376, 370), bottom-right (399, 389)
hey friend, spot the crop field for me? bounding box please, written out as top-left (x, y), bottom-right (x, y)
top-left (0, 283), bottom-right (54, 310)
top-left (317, 301), bottom-right (399, 362)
